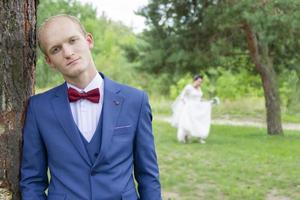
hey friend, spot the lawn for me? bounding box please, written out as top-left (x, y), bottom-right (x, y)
top-left (153, 120), bottom-right (300, 200)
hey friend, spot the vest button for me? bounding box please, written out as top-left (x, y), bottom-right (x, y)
top-left (91, 171), bottom-right (96, 176)
top-left (94, 153), bottom-right (99, 157)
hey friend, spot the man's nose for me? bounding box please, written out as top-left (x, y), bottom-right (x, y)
top-left (62, 45), bottom-right (74, 58)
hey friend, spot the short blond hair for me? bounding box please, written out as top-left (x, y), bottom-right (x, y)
top-left (37, 14), bottom-right (87, 54)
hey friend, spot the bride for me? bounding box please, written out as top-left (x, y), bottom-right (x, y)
top-left (171, 75), bottom-right (216, 143)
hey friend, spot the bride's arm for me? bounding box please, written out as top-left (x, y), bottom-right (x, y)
top-left (179, 85), bottom-right (192, 103)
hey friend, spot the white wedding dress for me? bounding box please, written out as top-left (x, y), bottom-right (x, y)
top-left (171, 84), bottom-right (212, 142)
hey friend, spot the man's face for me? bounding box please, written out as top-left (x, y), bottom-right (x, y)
top-left (39, 17), bottom-right (94, 80)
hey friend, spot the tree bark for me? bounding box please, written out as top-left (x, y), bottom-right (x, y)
top-left (0, 1), bottom-right (37, 199)
top-left (243, 23), bottom-right (283, 135)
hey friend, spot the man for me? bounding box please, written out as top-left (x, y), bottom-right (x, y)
top-left (20, 14), bottom-right (161, 200)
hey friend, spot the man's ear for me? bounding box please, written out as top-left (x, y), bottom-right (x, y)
top-left (45, 56), bottom-right (55, 69)
top-left (86, 33), bottom-right (94, 49)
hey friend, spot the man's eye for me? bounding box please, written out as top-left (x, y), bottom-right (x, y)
top-left (51, 47), bottom-right (60, 54)
top-left (70, 38), bottom-right (77, 44)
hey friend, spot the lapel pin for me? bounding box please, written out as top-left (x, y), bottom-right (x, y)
top-left (113, 100), bottom-right (120, 105)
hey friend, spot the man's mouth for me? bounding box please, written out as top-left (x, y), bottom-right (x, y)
top-left (67, 58), bottom-right (80, 66)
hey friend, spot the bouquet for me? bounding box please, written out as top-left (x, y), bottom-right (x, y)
top-left (211, 97), bottom-right (220, 105)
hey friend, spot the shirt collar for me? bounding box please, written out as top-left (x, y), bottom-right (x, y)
top-left (67, 73), bottom-right (103, 92)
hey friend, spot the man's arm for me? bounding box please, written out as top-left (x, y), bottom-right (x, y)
top-left (20, 97), bottom-right (48, 200)
top-left (134, 92), bottom-right (162, 200)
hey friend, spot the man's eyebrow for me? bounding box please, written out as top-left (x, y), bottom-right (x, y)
top-left (69, 36), bottom-right (80, 40)
top-left (47, 35), bottom-right (81, 52)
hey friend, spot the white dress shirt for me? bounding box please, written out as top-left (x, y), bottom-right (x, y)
top-left (67, 73), bottom-right (104, 142)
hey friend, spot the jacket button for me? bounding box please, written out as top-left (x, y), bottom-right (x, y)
top-left (91, 171), bottom-right (96, 176)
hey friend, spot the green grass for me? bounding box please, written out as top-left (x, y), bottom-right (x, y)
top-left (153, 120), bottom-right (300, 200)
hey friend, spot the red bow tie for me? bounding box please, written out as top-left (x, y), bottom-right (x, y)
top-left (68, 87), bottom-right (100, 103)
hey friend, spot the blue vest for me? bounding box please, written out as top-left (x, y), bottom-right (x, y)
top-left (78, 113), bottom-right (103, 164)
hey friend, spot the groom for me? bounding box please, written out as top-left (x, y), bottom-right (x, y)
top-left (20, 14), bottom-right (161, 200)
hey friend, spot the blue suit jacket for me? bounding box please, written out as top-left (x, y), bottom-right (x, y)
top-left (20, 74), bottom-right (161, 200)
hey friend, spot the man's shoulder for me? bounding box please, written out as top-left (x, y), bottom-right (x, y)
top-left (105, 78), bottom-right (149, 106)
top-left (117, 82), bottom-right (143, 94)
top-left (30, 83), bottom-right (65, 101)
top-left (104, 76), bottom-right (144, 95)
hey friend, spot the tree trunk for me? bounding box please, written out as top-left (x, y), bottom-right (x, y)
top-left (0, 1), bottom-right (37, 199)
top-left (243, 23), bottom-right (283, 135)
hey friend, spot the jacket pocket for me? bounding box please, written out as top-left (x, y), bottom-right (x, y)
top-left (121, 187), bottom-right (139, 200)
top-left (113, 125), bottom-right (132, 135)
top-left (47, 193), bottom-right (66, 200)
top-left (113, 126), bottom-right (134, 142)
top-left (114, 124), bottom-right (132, 130)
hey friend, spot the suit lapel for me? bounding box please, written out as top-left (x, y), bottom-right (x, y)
top-left (51, 83), bottom-right (92, 166)
top-left (93, 76), bottom-right (124, 167)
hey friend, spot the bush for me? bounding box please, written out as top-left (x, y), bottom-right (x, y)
top-left (278, 69), bottom-right (300, 114)
top-left (169, 68), bottom-right (263, 100)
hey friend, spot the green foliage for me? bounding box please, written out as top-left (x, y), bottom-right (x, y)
top-left (169, 53), bottom-right (263, 100)
top-left (139, 0), bottom-right (300, 73)
top-left (137, 72), bottom-right (173, 95)
top-left (154, 120), bottom-right (300, 200)
top-left (215, 68), bottom-right (263, 100)
top-left (168, 72), bottom-right (213, 98)
top-left (169, 69), bottom-right (263, 100)
top-left (138, 0), bottom-right (300, 98)
top-left (169, 73), bottom-right (192, 99)
top-left (279, 69), bottom-right (300, 114)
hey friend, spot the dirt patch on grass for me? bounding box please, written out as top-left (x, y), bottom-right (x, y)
top-left (163, 191), bottom-right (181, 200)
top-left (266, 189), bottom-right (291, 200)
top-left (194, 182), bottom-right (227, 200)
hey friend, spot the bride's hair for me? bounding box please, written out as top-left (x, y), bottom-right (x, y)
top-left (193, 74), bottom-right (203, 81)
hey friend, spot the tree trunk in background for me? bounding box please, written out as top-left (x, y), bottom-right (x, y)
top-left (0, 1), bottom-right (37, 199)
top-left (243, 23), bottom-right (283, 135)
